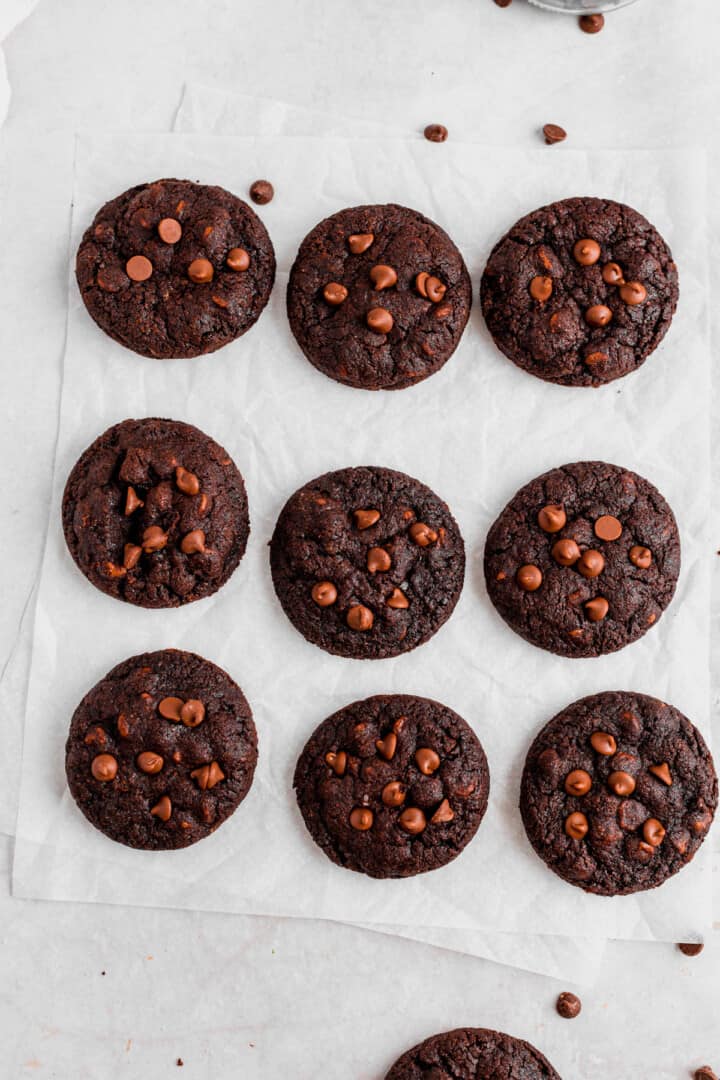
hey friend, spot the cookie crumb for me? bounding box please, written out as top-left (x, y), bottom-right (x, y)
top-left (556, 991), bottom-right (582, 1019)
top-left (176, 1059), bottom-right (184, 1067)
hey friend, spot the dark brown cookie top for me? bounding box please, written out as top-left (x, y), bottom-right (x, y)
top-left (484, 461), bottom-right (680, 658)
top-left (480, 196), bottom-right (679, 387)
top-left (76, 178), bottom-right (276, 358)
top-left (520, 692), bottom-right (717, 896)
top-left (270, 466), bottom-right (465, 659)
top-left (294, 695), bottom-right (489, 879)
top-left (385, 1027), bottom-right (561, 1079)
top-left (62, 418), bottom-right (249, 609)
top-left (65, 649), bottom-right (258, 850)
top-left (287, 203), bottom-right (472, 390)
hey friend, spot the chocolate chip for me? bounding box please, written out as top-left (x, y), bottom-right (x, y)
top-left (608, 770), bottom-right (636, 796)
top-left (180, 700), bottom-right (205, 728)
top-left (565, 812), bottom-right (588, 840)
top-left (142, 525), bottom-right (168, 553)
top-left (642, 818), bottom-right (666, 846)
top-left (180, 529), bottom-right (206, 554)
top-left (552, 538), bottom-right (581, 567)
top-left (590, 731), bottom-right (617, 756)
top-left (693, 1068), bottom-right (717, 1080)
top-left (564, 769), bottom-right (592, 796)
top-left (409, 522), bottom-right (438, 547)
top-left (249, 180), bottom-right (274, 205)
top-left (376, 733), bottom-right (398, 761)
top-left (556, 991), bottom-right (582, 1019)
top-left (415, 748), bottom-right (441, 775)
top-left (529, 275), bottom-right (553, 302)
top-left (424, 123), bottom-right (448, 143)
top-left (367, 547), bottom-right (391, 573)
top-left (398, 807), bottom-right (427, 834)
top-left (494, 0), bottom-right (512, 6)
top-left (347, 604), bottom-right (374, 631)
top-left (124, 486), bottom-right (143, 516)
top-left (573, 239), bottom-right (601, 266)
top-left (602, 262), bottom-right (624, 285)
top-left (151, 795), bottom-right (172, 822)
top-left (619, 281), bottom-right (647, 306)
top-left (350, 807), bottom-right (373, 831)
top-left (354, 508), bottom-right (380, 530)
top-left (649, 762), bottom-right (672, 786)
top-left (431, 798), bottom-right (454, 824)
top-left (584, 596), bottom-right (609, 622)
top-left (579, 13), bottom-right (604, 33)
top-left (516, 564), bottom-right (542, 591)
top-left (91, 754), bottom-right (118, 782)
top-left (158, 218), bottom-right (182, 244)
top-left (381, 781), bottom-right (406, 807)
top-left (159, 697), bottom-right (184, 721)
top-left (629, 545), bottom-right (652, 569)
top-left (137, 751), bottom-right (163, 775)
top-left (367, 307), bottom-right (393, 334)
top-left (542, 123), bottom-right (567, 146)
top-left (677, 942), bottom-right (704, 957)
top-left (425, 276), bottom-right (447, 303)
top-left (348, 233), bottom-right (374, 254)
top-left (415, 271), bottom-right (430, 298)
top-left (369, 264), bottom-right (398, 290)
top-left (325, 751), bottom-right (347, 776)
top-left (187, 258), bottom-right (214, 284)
top-left (323, 282), bottom-right (348, 305)
top-left (577, 549), bottom-right (605, 578)
top-left (190, 761), bottom-right (225, 790)
top-left (175, 466), bottom-right (200, 496)
top-left (594, 515), bottom-right (622, 542)
top-left (311, 581), bottom-right (337, 607)
top-left (585, 304), bottom-right (612, 327)
top-left (386, 587), bottom-right (409, 609)
top-left (126, 255), bottom-right (153, 282)
top-left (226, 247), bottom-right (250, 271)
top-left (538, 504), bottom-right (566, 533)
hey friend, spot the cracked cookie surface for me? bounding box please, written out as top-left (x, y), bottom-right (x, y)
top-left (62, 418), bottom-right (249, 609)
top-left (384, 1027), bottom-right (561, 1079)
top-left (520, 692), bottom-right (717, 896)
top-left (480, 196), bottom-right (678, 386)
top-left (270, 466), bottom-right (465, 659)
top-left (76, 178), bottom-right (275, 358)
top-left (65, 649), bottom-right (258, 850)
top-left (484, 460), bottom-right (680, 658)
top-left (287, 203), bottom-right (472, 390)
top-left (294, 695), bottom-right (489, 879)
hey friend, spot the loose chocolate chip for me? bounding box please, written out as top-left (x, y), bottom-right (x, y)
top-left (348, 233), bottom-right (374, 254)
top-left (585, 304), bottom-right (612, 327)
top-left (91, 754), bottom-right (118, 782)
top-left (347, 604), bottom-right (374, 631)
top-left (126, 255), bottom-right (153, 282)
top-left (124, 486), bottom-right (144, 515)
top-left (584, 596), bottom-right (609, 622)
top-left (579, 13), bottom-right (604, 33)
top-left (694, 1069), bottom-right (717, 1080)
top-left (187, 258), bottom-right (214, 284)
top-left (226, 247), bottom-right (250, 272)
top-left (367, 546), bottom-right (391, 573)
top-left (311, 581), bottom-right (337, 607)
top-left (382, 781), bottom-right (406, 807)
top-left (151, 795), bottom-right (172, 822)
top-left (175, 466), bottom-right (200, 496)
top-left (367, 307), bottom-right (393, 334)
top-left (323, 282), bottom-right (348, 305)
top-left (354, 508), bottom-right (380, 530)
top-left (249, 179), bottom-right (274, 205)
top-left (573, 239), bottom-right (601, 266)
top-left (552, 538), bottom-right (581, 567)
top-left (602, 262), bottom-right (625, 285)
top-left (158, 218), bottom-right (182, 244)
top-left (594, 515), bottom-right (622, 542)
top-left (565, 769), bottom-right (592, 796)
top-left (590, 731), bottom-right (617, 756)
top-left (137, 751), bottom-right (164, 775)
top-left (376, 733), bottom-right (398, 761)
top-left (180, 529), bottom-right (206, 554)
top-left (577, 550), bottom-right (605, 578)
top-left (191, 761), bottom-right (225, 790)
top-left (180, 700), bottom-right (205, 728)
top-left (629, 545), bottom-right (652, 569)
top-left (325, 751), bottom-right (347, 776)
top-left (538, 504), bottom-right (566, 533)
top-left (517, 564), bottom-right (542, 591)
top-left (386, 587), bottom-right (409, 609)
top-left (565, 812), bottom-right (588, 840)
top-left (350, 807), bottom-right (373, 830)
top-left (409, 522), bottom-right (438, 547)
top-left (543, 123), bottom-right (567, 146)
top-left (123, 543), bottom-right (142, 570)
top-left (398, 807), bottom-right (427, 834)
top-left (431, 798), bottom-right (454, 824)
top-left (619, 281), bottom-right (647, 306)
top-left (643, 818), bottom-right (666, 846)
top-left (142, 525), bottom-right (168, 553)
top-left (677, 942), bottom-right (704, 957)
top-left (424, 123), bottom-right (448, 143)
top-left (494, 0), bottom-right (512, 6)
top-left (415, 748), bottom-right (441, 775)
top-left (159, 697), bottom-right (184, 721)
top-left (529, 275), bottom-right (553, 302)
top-left (649, 763), bottom-right (672, 786)
top-left (369, 264), bottom-right (398, 290)
top-left (556, 991), bottom-right (582, 1019)
top-left (608, 770), bottom-right (636, 796)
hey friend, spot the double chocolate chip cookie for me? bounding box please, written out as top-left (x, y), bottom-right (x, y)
top-left (481, 196), bottom-right (679, 386)
top-left (270, 466), bottom-right (465, 659)
top-left (484, 461), bottom-right (680, 658)
top-left (287, 203), bottom-right (472, 390)
top-left (294, 695), bottom-right (489, 878)
top-left (520, 692), bottom-right (717, 896)
top-left (385, 1027), bottom-right (561, 1079)
top-left (65, 649), bottom-right (258, 850)
top-left (62, 418), bottom-right (249, 609)
top-left (76, 178), bottom-right (276, 358)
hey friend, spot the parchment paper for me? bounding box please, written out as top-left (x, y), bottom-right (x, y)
top-left (13, 132), bottom-right (712, 943)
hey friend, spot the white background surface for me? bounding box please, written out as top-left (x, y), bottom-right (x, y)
top-left (1, 1), bottom-right (720, 1077)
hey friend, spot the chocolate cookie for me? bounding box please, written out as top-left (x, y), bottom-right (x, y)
top-left (520, 692), bottom-right (717, 896)
top-left (385, 1027), bottom-right (561, 1079)
top-left (65, 649), bottom-right (258, 850)
top-left (76, 178), bottom-right (275, 358)
top-left (62, 418), bottom-right (249, 609)
top-left (294, 695), bottom-right (489, 878)
top-left (287, 203), bottom-right (472, 390)
top-left (480, 196), bottom-right (678, 386)
top-left (270, 466), bottom-right (465, 659)
top-left (484, 461), bottom-right (680, 658)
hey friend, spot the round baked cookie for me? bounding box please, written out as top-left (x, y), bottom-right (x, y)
top-left (294, 695), bottom-right (489, 879)
top-left (480, 196), bottom-right (679, 387)
top-left (385, 1027), bottom-right (561, 1079)
top-left (520, 692), bottom-right (717, 896)
top-left (75, 177), bottom-right (276, 358)
top-left (270, 466), bottom-right (465, 659)
top-left (484, 461), bottom-right (680, 658)
top-left (62, 418), bottom-right (249, 609)
top-left (65, 649), bottom-right (258, 850)
top-left (287, 203), bottom-right (472, 390)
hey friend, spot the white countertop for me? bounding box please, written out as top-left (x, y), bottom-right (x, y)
top-left (1, 1), bottom-right (719, 1076)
